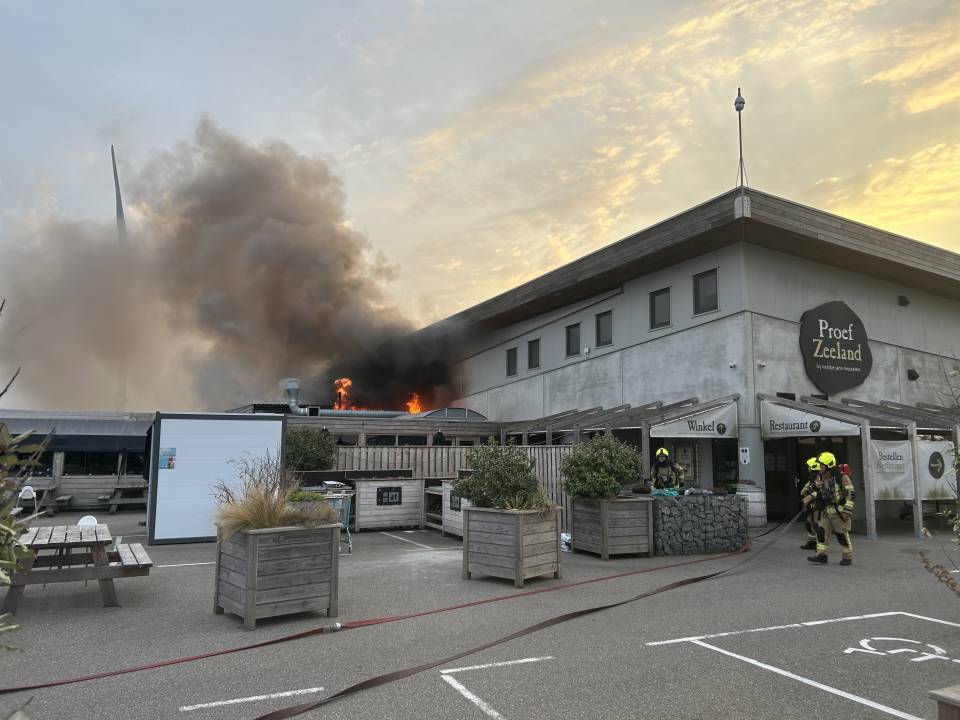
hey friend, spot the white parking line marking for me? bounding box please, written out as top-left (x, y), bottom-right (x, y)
top-left (157, 562), bottom-right (217, 568)
top-left (896, 612), bottom-right (960, 629)
top-left (441, 656), bottom-right (555, 675)
top-left (179, 687), bottom-right (324, 711)
top-left (646, 611), bottom-right (902, 646)
top-left (442, 675), bottom-right (505, 719)
top-left (380, 531), bottom-right (434, 550)
top-left (690, 640), bottom-right (923, 720)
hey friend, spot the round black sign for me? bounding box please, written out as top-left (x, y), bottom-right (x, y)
top-left (716, 423), bottom-right (727, 435)
top-left (809, 420), bottom-right (821, 433)
top-left (799, 301), bottom-right (873, 395)
top-left (929, 451), bottom-right (946, 479)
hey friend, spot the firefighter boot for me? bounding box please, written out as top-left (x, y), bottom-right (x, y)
top-left (839, 558), bottom-right (852, 566)
top-left (807, 554), bottom-right (828, 564)
top-left (801, 540), bottom-right (816, 550)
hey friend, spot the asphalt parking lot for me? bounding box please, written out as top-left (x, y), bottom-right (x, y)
top-left (3, 512), bottom-right (960, 719)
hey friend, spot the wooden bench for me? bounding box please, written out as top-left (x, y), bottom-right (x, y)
top-left (114, 543), bottom-right (154, 569)
top-left (55, 495), bottom-right (73, 509)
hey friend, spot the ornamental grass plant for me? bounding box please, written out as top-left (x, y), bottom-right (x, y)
top-left (213, 454), bottom-right (335, 540)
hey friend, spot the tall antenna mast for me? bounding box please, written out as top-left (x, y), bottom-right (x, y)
top-left (111, 145), bottom-right (127, 244)
top-left (112, 145), bottom-right (129, 411)
top-left (734, 87), bottom-right (746, 189)
top-left (733, 87), bottom-right (750, 219)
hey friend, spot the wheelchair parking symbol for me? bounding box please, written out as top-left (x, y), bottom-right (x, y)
top-left (844, 637), bottom-right (960, 663)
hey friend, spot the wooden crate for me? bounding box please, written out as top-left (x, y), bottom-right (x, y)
top-left (571, 497), bottom-right (654, 560)
top-left (462, 506), bottom-right (562, 588)
top-left (214, 524), bottom-right (339, 630)
top-left (352, 478), bottom-right (423, 530)
top-left (441, 480), bottom-right (472, 537)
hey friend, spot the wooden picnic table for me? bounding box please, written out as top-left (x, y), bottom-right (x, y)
top-left (1, 523), bottom-right (153, 615)
top-left (104, 479), bottom-right (148, 514)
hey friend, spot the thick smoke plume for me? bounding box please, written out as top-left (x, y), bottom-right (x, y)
top-left (0, 120), bottom-right (449, 411)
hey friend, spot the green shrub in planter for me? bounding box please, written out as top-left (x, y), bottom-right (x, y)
top-left (284, 427), bottom-right (336, 472)
top-left (453, 439), bottom-right (548, 510)
top-left (561, 434), bottom-right (643, 498)
top-left (288, 490), bottom-right (326, 503)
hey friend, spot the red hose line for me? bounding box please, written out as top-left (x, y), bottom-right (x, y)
top-left (0, 543), bottom-right (749, 696)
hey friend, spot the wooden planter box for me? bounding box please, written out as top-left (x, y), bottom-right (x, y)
top-left (214, 524), bottom-right (339, 630)
top-left (462, 506), bottom-right (562, 588)
top-left (441, 479), bottom-right (472, 537)
top-left (352, 478), bottom-right (423, 531)
top-left (571, 497), bottom-right (654, 560)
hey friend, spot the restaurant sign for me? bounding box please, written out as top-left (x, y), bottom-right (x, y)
top-left (650, 401), bottom-right (738, 438)
top-left (760, 401), bottom-right (860, 438)
top-left (799, 301), bottom-right (873, 395)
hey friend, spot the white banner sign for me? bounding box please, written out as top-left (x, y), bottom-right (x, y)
top-left (871, 440), bottom-right (914, 501)
top-left (760, 401), bottom-right (861, 438)
top-left (650, 402), bottom-right (738, 438)
top-left (918, 440), bottom-right (957, 501)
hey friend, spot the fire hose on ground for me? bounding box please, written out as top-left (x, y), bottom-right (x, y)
top-left (0, 509), bottom-right (802, 716)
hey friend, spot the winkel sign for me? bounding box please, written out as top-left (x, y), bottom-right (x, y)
top-left (799, 301), bottom-right (873, 395)
top-left (760, 401), bottom-right (860, 438)
top-left (650, 402), bottom-right (738, 438)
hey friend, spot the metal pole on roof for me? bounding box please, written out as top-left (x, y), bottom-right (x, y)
top-left (734, 88), bottom-right (747, 190)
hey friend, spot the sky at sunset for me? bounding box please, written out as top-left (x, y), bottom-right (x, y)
top-left (0, 0), bottom-right (958, 409)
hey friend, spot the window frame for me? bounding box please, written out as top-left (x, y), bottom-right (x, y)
top-left (527, 338), bottom-right (541, 370)
top-left (565, 323), bottom-right (581, 357)
top-left (506, 347), bottom-right (518, 377)
top-left (649, 287), bottom-right (671, 329)
top-left (693, 268), bottom-right (719, 316)
top-left (595, 310), bottom-right (613, 347)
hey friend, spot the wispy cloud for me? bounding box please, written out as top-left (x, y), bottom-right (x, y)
top-left (811, 141), bottom-right (960, 241)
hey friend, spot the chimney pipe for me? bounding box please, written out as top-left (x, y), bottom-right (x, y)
top-left (281, 378), bottom-right (309, 415)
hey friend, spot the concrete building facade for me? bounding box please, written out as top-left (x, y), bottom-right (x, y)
top-left (419, 187), bottom-right (960, 532)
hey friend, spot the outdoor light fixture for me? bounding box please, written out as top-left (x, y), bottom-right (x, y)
top-left (898, 295), bottom-right (910, 307)
top-left (907, 368), bottom-right (920, 381)
top-left (757, 361), bottom-right (766, 368)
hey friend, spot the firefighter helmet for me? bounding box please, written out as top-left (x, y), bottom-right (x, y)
top-left (655, 447), bottom-right (669, 458)
top-left (817, 451), bottom-right (837, 469)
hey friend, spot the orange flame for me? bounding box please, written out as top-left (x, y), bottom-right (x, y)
top-left (333, 377), bottom-right (353, 410)
top-left (406, 393), bottom-right (422, 414)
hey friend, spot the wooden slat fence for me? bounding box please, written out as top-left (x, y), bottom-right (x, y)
top-left (336, 446), bottom-right (573, 530)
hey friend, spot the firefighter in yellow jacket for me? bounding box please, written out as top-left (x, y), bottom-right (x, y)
top-left (807, 451), bottom-right (855, 566)
top-left (799, 456), bottom-right (820, 551)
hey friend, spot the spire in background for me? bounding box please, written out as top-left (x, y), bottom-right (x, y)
top-left (111, 145), bottom-right (129, 411)
top-left (111, 144), bottom-right (127, 244)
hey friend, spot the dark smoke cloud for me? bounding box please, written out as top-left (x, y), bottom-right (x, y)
top-left (0, 119), bottom-right (448, 411)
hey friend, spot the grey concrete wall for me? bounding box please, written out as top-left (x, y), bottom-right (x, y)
top-left (451, 240), bottom-right (960, 422)
top-left (744, 243), bottom-right (960, 359)
top-left (450, 244), bottom-right (747, 419)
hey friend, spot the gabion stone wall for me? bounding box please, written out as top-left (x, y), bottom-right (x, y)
top-left (652, 495), bottom-right (748, 556)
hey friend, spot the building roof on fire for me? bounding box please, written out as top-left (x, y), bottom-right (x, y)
top-left (416, 186), bottom-right (960, 338)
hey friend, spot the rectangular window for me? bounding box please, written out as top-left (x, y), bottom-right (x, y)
top-left (650, 287), bottom-right (670, 329)
top-left (123, 452), bottom-right (145, 476)
top-left (527, 338), bottom-right (540, 369)
top-left (595, 310), bottom-right (613, 347)
top-left (565, 323), bottom-right (581, 357)
top-left (506, 347), bottom-right (518, 376)
top-left (694, 268), bottom-right (718, 315)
